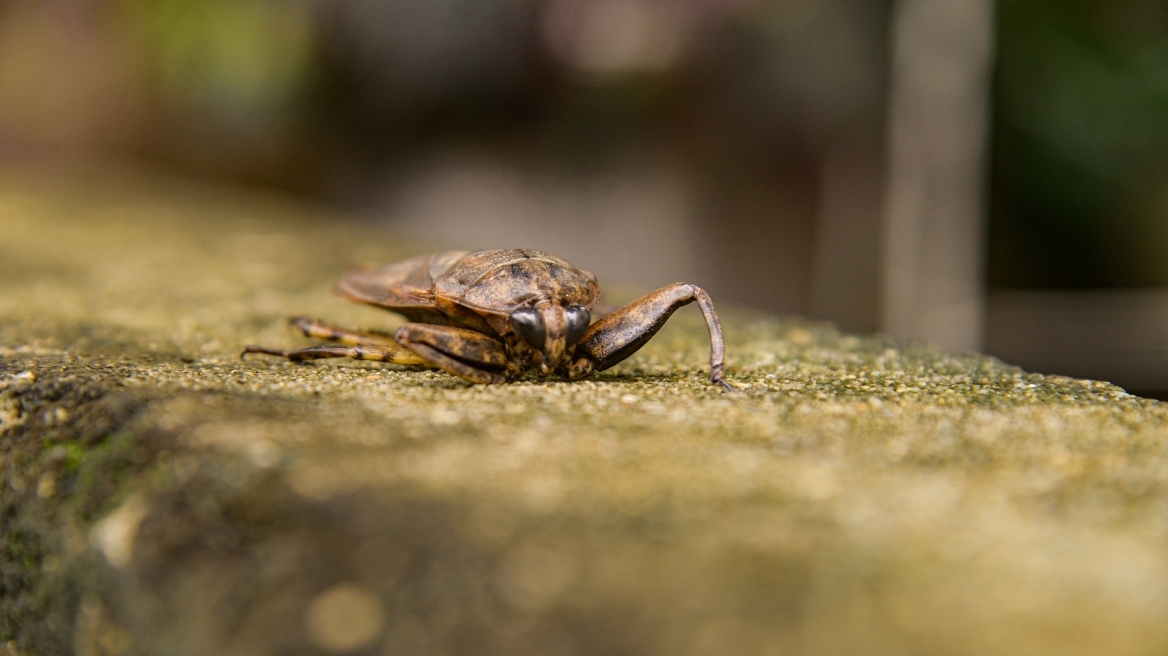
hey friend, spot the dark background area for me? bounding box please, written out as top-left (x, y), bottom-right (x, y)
top-left (2, 0), bottom-right (1168, 392)
top-left (990, 0), bottom-right (1168, 289)
top-left (0, 0), bottom-right (891, 314)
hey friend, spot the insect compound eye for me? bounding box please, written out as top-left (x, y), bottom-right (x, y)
top-left (510, 308), bottom-right (546, 350)
top-left (564, 306), bottom-right (591, 345)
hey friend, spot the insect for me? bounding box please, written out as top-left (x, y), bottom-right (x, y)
top-left (242, 249), bottom-right (733, 390)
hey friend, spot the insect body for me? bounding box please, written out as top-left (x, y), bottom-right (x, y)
top-left (243, 249), bottom-right (733, 390)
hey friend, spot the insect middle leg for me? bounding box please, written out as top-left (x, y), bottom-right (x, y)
top-left (393, 323), bottom-right (510, 384)
top-left (564, 283), bottom-right (733, 391)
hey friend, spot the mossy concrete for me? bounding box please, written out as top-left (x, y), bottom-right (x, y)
top-left (4, 167), bottom-right (1168, 656)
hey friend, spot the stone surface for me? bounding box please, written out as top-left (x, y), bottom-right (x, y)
top-left (3, 166), bottom-right (1168, 656)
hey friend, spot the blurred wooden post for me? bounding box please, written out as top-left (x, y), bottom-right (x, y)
top-left (880, 0), bottom-right (996, 351)
top-left (810, 140), bottom-right (884, 334)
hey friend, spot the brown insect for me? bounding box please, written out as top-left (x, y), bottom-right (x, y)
top-left (242, 249), bottom-right (733, 390)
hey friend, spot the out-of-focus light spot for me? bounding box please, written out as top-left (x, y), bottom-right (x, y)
top-left (90, 494), bottom-right (151, 569)
top-left (541, 0), bottom-right (690, 75)
top-left (305, 583), bottom-right (385, 653)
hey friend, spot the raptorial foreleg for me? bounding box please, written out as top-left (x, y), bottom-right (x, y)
top-left (563, 283), bottom-right (733, 391)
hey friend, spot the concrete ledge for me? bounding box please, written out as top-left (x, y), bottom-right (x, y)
top-left (3, 169), bottom-right (1168, 656)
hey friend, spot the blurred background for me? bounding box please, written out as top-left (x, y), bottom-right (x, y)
top-left (1, 0), bottom-right (1168, 395)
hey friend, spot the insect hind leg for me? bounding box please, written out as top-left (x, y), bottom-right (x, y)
top-left (290, 317), bottom-right (398, 345)
top-left (240, 343), bottom-right (428, 365)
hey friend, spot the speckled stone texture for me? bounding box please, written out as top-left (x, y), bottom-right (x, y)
top-left (3, 167), bottom-right (1168, 656)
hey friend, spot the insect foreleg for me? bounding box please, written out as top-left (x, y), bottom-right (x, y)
top-left (394, 323), bottom-right (510, 385)
top-left (565, 283), bottom-right (733, 391)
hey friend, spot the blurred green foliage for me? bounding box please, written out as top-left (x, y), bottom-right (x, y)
top-left (991, 0), bottom-right (1168, 287)
top-left (121, 0), bottom-right (315, 125)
